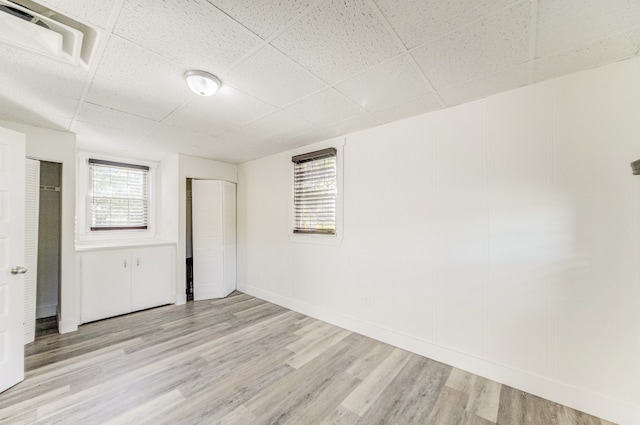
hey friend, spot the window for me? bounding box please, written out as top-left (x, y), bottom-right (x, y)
top-left (88, 159), bottom-right (149, 231)
top-left (292, 148), bottom-right (337, 235)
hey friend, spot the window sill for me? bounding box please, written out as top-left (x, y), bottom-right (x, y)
top-left (289, 233), bottom-right (343, 246)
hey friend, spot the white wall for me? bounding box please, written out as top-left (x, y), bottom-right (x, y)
top-left (237, 57), bottom-right (640, 425)
top-left (0, 121), bottom-right (77, 333)
top-left (160, 154), bottom-right (237, 304)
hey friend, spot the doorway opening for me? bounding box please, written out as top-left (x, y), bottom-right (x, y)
top-left (186, 178), bottom-right (193, 301)
top-left (35, 161), bottom-right (62, 338)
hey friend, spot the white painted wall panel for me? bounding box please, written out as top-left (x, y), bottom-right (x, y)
top-left (388, 117), bottom-right (436, 342)
top-left (485, 88), bottom-right (551, 375)
top-left (550, 61), bottom-right (637, 403)
top-left (237, 56), bottom-right (640, 424)
top-left (432, 103), bottom-right (486, 357)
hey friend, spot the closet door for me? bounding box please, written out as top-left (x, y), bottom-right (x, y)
top-left (192, 180), bottom-right (236, 300)
top-left (222, 181), bottom-right (236, 297)
top-left (24, 159), bottom-right (39, 344)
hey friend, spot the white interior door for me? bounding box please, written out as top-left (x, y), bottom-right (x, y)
top-left (24, 158), bottom-right (39, 344)
top-left (0, 126), bottom-right (26, 393)
top-left (192, 180), bottom-right (224, 300)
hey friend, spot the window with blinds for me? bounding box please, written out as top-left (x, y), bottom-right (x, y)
top-left (292, 148), bottom-right (337, 235)
top-left (88, 159), bottom-right (149, 231)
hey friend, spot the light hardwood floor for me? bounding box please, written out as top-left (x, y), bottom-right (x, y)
top-left (1, 292), bottom-right (615, 425)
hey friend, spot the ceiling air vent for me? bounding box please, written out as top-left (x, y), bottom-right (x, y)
top-left (0, 0), bottom-right (99, 69)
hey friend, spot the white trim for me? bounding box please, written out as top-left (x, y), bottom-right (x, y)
top-left (237, 283), bottom-right (639, 425)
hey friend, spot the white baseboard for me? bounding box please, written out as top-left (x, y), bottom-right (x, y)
top-left (238, 283), bottom-right (638, 425)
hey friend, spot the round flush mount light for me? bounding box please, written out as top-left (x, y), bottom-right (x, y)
top-left (184, 70), bottom-right (221, 96)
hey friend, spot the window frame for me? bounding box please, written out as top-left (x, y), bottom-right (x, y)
top-left (88, 158), bottom-right (150, 231)
top-left (289, 139), bottom-right (344, 245)
top-left (77, 152), bottom-right (157, 242)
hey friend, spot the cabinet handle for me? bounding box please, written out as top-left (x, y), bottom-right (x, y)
top-left (137, 258), bottom-right (140, 266)
top-left (124, 259), bottom-right (127, 268)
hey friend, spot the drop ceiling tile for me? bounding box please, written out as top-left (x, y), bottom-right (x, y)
top-left (145, 124), bottom-right (220, 150)
top-left (207, 0), bottom-right (315, 39)
top-left (320, 113), bottom-right (382, 137)
top-left (86, 77), bottom-right (180, 121)
top-left (335, 55), bottom-right (431, 111)
top-left (73, 121), bottom-right (144, 156)
top-left (223, 45), bottom-right (326, 107)
top-left (184, 85), bottom-right (276, 126)
top-left (535, 27), bottom-right (640, 82)
top-left (536, 0), bottom-right (640, 58)
top-left (0, 77), bottom-right (79, 119)
top-left (371, 92), bottom-right (444, 124)
top-left (242, 110), bottom-right (319, 141)
top-left (271, 0), bottom-right (402, 84)
top-left (114, 0), bottom-right (261, 74)
top-left (438, 63), bottom-right (528, 106)
top-left (77, 103), bottom-right (159, 135)
top-left (284, 88), bottom-right (365, 127)
top-left (0, 101), bottom-right (71, 132)
top-left (285, 126), bottom-right (341, 147)
top-left (373, 0), bottom-right (516, 49)
top-left (163, 103), bottom-right (240, 138)
top-left (0, 44), bottom-right (87, 99)
top-left (411, 1), bottom-right (531, 90)
top-left (34, 0), bottom-right (117, 28)
top-left (94, 36), bottom-right (192, 105)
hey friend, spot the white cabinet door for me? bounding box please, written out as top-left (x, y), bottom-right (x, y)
top-left (81, 250), bottom-right (131, 323)
top-left (131, 245), bottom-right (173, 311)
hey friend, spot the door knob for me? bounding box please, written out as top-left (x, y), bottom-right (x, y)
top-left (11, 266), bottom-right (27, 275)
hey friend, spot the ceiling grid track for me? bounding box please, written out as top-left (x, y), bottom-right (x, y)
top-left (69, 0), bottom-right (126, 131)
top-left (527, 0), bottom-right (540, 84)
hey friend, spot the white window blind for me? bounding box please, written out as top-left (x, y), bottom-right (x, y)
top-left (292, 148), bottom-right (337, 235)
top-left (88, 159), bottom-right (149, 231)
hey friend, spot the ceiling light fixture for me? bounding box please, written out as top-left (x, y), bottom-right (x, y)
top-left (184, 70), bottom-right (221, 96)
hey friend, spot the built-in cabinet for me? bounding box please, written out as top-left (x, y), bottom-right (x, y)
top-left (79, 244), bottom-right (174, 324)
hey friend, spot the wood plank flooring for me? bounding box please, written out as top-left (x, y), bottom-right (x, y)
top-left (1, 292), bottom-right (615, 425)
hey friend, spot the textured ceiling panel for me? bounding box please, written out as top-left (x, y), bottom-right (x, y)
top-left (77, 103), bottom-right (158, 135)
top-left (223, 45), bottom-right (326, 107)
top-left (536, 0), bottom-right (640, 58)
top-left (0, 78), bottom-right (79, 122)
top-left (371, 92), bottom-right (444, 124)
top-left (94, 36), bottom-right (192, 105)
top-left (0, 100), bottom-right (71, 132)
top-left (271, 0), bottom-right (402, 84)
top-left (163, 105), bottom-right (239, 138)
top-left (207, 0), bottom-right (316, 39)
top-left (86, 77), bottom-right (180, 121)
top-left (535, 27), bottom-right (640, 83)
top-left (373, 0), bottom-right (517, 49)
top-left (335, 54), bottom-right (431, 111)
top-left (73, 121), bottom-right (145, 157)
top-left (438, 63), bottom-right (529, 106)
top-left (34, 0), bottom-right (117, 28)
top-left (175, 86), bottom-right (276, 126)
top-left (114, 0), bottom-right (261, 74)
top-left (0, 44), bottom-right (87, 99)
top-left (411, 1), bottom-right (531, 90)
top-left (284, 88), bottom-right (366, 127)
top-left (1, 0), bottom-right (640, 164)
top-left (241, 110), bottom-right (319, 141)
